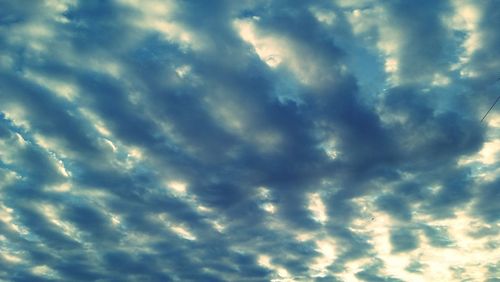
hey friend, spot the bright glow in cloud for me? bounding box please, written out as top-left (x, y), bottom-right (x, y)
top-left (235, 19), bottom-right (286, 68)
top-left (170, 225), bottom-right (197, 241)
top-left (308, 193), bottom-right (328, 224)
top-left (167, 180), bottom-right (188, 194)
top-left (311, 238), bottom-right (336, 277)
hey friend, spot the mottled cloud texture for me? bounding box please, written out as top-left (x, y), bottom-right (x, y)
top-left (0, 0), bottom-right (499, 281)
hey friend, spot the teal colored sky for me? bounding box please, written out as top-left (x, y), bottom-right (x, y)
top-left (0, 0), bottom-right (499, 281)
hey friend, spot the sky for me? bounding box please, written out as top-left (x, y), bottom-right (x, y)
top-left (0, 0), bottom-right (499, 281)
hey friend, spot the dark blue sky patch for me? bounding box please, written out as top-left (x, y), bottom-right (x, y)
top-left (375, 194), bottom-right (412, 221)
top-left (473, 177), bottom-right (500, 223)
top-left (355, 260), bottom-right (404, 282)
top-left (389, 228), bottom-right (419, 252)
top-left (421, 225), bottom-right (454, 248)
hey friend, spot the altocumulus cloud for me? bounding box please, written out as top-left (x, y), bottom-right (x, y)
top-left (0, 0), bottom-right (499, 281)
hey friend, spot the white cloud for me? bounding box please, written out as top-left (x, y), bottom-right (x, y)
top-left (166, 180), bottom-right (188, 194)
top-left (308, 193), bottom-right (328, 224)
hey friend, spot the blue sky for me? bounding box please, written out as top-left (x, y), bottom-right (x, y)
top-left (0, 0), bottom-right (499, 281)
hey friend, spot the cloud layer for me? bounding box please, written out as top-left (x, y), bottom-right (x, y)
top-left (0, 0), bottom-right (499, 281)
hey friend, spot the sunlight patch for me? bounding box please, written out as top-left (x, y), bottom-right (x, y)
top-left (204, 94), bottom-right (247, 134)
top-left (308, 193), bottom-right (328, 224)
top-left (110, 214), bottom-right (121, 226)
top-left (2, 105), bottom-right (31, 131)
top-left (384, 57), bottom-right (398, 73)
top-left (485, 112), bottom-right (500, 128)
top-left (101, 138), bottom-right (117, 152)
top-left (127, 147), bottom-right (144, 160)
top-left (8, 21), bottom-right (55, 53)
top-left (211, 220), bottom-right (225, 233)
top-left (78, 108), bottom-right (112, 137)
top-left (171, 225), bottom-right (197, 241)
top-left (411, 208), bottom-right (499, 281)
top-left (1, 253), bottom-right (22, 264)
top-left (45, 182), bottom-right (72, 193)
top-left (119, 0), bottom-right (199, 50)
top-left (166, 180), bottom-right (188, 194)
top-left (337, 257), bottom-right (373, 281)
top-left (23, 70), bottom-right (78, 101)
top-left (175, 65), bottom-right (191, 78)
top-left (31, 265), bottom-right (59, 278)
top-left (235, 18), bottom-right (339, 87)
top-left (321, 137), bottom-right (341, 160)
top-left (44, 0), bottom-right (73, 10)
top-left (0, 204), bottom-right (28, 235)
top-left (33, 133), bottom-right (72, 177)
top-left (262, 203), bottom-right (277, 214)
top-left (310, 239), bottom-right (337, 277)
top-left (310, 6), bottom-right (337, 26)
top-left (450, 1), bottom-right (482, 57)
top-left (257, 255), bottom-right (293, 282)
top-left (460, 139), bottom-right (500, 166)
top-left (446, 0), bottom-right (483, 77)
top-left (39, 204), bottom-right (80, 240)
top-left (431, 73), bottom-right (451, 86)
top-left (234, 19), bottom-right (285, 68)
top-left (0, 169), bottom-right (21, 188)
top-left (349, 199), bottom-right (421, 281)
top-left (256, 187), bottom-right (277, 214)
top-left (155, 213), bottom-right (197, 241)
top-left (88, 59), bottom-right (123, 79)
top-left (295, 232), bottom-right (315, 242)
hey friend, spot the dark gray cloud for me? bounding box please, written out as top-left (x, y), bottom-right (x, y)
top-left (473, 177), bottom-right (500, 223)
top-left (390, 228), bottom-right (419, 252)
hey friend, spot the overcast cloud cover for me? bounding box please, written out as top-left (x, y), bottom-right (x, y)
top-left (0, 0), bottom-right (499, 281)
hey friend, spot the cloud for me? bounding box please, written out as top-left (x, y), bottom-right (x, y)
top-left (0, 0), bottom-right (499, 281)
